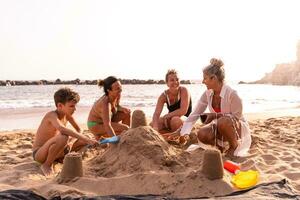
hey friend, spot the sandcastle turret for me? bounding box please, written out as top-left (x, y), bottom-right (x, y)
top-left (57, 152), bottom-right (83, 183)
top-left (131, 109), bottom-right (147, 128)
top-left (202, 149), bottom-right (224, 180)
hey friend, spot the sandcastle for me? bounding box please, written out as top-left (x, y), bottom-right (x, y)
top-left (202, 149), bottom-right (224, 180)
top-left (131, 109), bottom-right (147, 128)
top-left (57, 152), bottom-right (83, 182)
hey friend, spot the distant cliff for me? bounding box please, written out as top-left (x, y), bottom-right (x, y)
top-left (251, 61), bottom-right (300, 86)
top-left (244, 41), bottom-right (300, 86)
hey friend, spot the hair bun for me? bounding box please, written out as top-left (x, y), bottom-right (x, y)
top-left (210, 58), bottom-right (224, 68)
top-left (97, 79), bottom-right (104, 87)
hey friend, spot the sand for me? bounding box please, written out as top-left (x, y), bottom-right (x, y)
top-left (0, 115), bottom-right (299, 199)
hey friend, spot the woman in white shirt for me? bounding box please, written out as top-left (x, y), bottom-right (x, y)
top-left (180, 58), bottom-right (251, 157)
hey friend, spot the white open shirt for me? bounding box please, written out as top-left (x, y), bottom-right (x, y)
top-left (180, 84), bottom-right (251, 157)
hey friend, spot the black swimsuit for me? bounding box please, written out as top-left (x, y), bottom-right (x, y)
top-left (164, 88), bottom-right (192, 117)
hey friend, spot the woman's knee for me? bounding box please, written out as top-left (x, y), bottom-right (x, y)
top-left (197, 128), bottom-right (214, 143)
top-left (123, 111), bottom-right (131, 120)
top-left (217, 117), bottom-right (232, 131)
top-left (114, 123), bottom-right (129, 133)
top-left (197, 129), bottom-right (207, 141)
top-left (170, 116), bottom-right (183, 130)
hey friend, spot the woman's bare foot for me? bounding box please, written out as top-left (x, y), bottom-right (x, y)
top-left (40, 163), bottom-right (54, 177)
top-left (225, 144), bottom-right (238, 158)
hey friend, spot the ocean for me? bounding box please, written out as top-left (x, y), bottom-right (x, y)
top-left (1, 84), bottom-right (300, 131)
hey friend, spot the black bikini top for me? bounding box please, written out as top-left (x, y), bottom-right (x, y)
top-left (164, 88), bottom-right (192, 117)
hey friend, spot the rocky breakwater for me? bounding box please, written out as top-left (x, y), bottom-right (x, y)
top-left (1, 78), bottom-right (191, 86)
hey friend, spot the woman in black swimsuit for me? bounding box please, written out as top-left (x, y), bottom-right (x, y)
top-left (151, 69), bottom-right (192, 133)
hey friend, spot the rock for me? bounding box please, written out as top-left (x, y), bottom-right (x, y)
top-left (251, 40), bottom-right (300, 86)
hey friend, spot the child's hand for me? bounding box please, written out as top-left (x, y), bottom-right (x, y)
top-left (86, 138), bottom-right (98, 146)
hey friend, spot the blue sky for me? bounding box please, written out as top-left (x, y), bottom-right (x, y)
top-left (1, 0), bottom-right (300, 82)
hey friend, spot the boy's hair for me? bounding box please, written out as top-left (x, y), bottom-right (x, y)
top-left (54, 87), bottom-right (80, 106)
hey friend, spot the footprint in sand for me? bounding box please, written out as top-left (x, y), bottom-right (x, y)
top-left (240, 159), bottom-right (255, 171)
top-left (261, 154), bottom-right (277, 161)
top-left (284, 172), bottom-right (300, 181)
top-left (281, 156), bottom-right (295, 162)
top-left (274, 165), bottom-right (288, 173)
top-left (283, 139), bottom-right (296, 145)
top-left (291, 162), bottom-right (300, 168)
top-left (13, 162), bottom-right (41, 173)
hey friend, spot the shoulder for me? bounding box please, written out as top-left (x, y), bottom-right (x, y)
top-left (42, 111), bottom-right (59, 125)
top-left (96, 96), bottom-right (108, 106)
top-left (223, 85), bottom-right (241, 101)
top-left (179, 86), bottom-right (189, 94)
top-left (45, 111), bottom-right (57, 119)
top-left (224, 85), bottom-right (238, 96)
top-left (158, 92), bottom-right (167, 102)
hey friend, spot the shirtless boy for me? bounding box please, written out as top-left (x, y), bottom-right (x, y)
top-left (32, 87), bottom-right (97, 176)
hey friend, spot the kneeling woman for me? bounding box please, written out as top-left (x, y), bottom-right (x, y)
top-left (180, 58), bottom-right (251, 157)
top-left (151, 69), bottom-right (192, 133)
top-left (87, 76), bottom-right (131, 140)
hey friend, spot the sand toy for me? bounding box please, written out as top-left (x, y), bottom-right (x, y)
top-left (99, 135), bottom-right (120, 144)
top-left (224, 160), bottom-right (259, 189)
top-left (231, 170), bottom-right (259, 189)
top-left (223, 160), bottom-right (240, 174)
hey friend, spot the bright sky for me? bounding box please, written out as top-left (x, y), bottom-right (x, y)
top-left (1, 0), bottom-right (300, 82)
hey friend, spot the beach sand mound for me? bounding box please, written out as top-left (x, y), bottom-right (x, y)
top-left (82, 126), bottom-right (233, 198)
top-left (86, 126), bottom-right (188, 177)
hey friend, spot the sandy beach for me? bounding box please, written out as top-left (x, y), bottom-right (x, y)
top-left (0, 110), bottom-right (299, 199)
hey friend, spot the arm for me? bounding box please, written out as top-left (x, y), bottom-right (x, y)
top-left (101, 99), bottom-right (117, 137)
top-left (114, 94), bottom-right (131, 114)
top-left (116, 104), bottom-right (131, 114)
top-left (163, 87), bottom-right (190, 118)
top-left (48, 113), bottom-right (96, 145)
top-left (66, 115), bottom-right (81, 133)
top-left (152, 93), bottom-right (165, 131)
top-left (180, 92), bottom-right (208, 135)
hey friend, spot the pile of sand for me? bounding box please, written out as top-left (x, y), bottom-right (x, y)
top-left (86, 126), bottom-right (188, 177)
top-left (82, 126), bottom-right (233, 198)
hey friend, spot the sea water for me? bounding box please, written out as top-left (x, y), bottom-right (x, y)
top-left (0, 84), bottom-right (300, 131)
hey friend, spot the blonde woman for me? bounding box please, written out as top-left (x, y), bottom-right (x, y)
top-left (151, 69), bottom-right (192, 133)
top-left (180, 58), bottom-right (251, 157)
